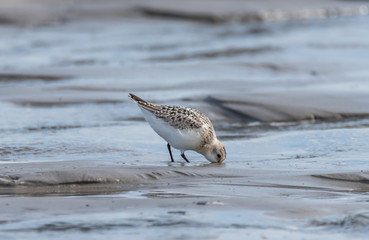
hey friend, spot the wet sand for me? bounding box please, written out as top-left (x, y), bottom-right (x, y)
top-left (1, 0), bottom-right (369, 239)
top-left (2, 0), bottom-right (368, 25)
top-left (1, 63), bottom-right (369, 121)
top-left (1, 161), bottom-right (369, 239)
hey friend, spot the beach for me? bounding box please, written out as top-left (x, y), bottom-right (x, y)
top-left (1, 1), bottom-right (369, 239)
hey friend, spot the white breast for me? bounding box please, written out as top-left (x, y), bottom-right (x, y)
top-left (141, 108), bottom-right (201, 150)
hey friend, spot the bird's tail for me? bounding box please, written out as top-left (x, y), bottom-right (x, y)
top-left (129, 93), bottom-right (146, 103)
top-left (128, 93), bottom-right (160, 113)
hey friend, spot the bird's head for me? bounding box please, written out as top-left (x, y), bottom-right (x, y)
top-left (202, 139), bottom-right (226, 163)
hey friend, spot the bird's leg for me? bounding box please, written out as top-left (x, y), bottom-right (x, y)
top-left (167, 143), bottom-right (174, 162)
top-left (181, 151), bottom-right (190, 163)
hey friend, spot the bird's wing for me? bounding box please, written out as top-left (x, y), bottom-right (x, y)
top-left (155, 106), bottom-right (213, 130)
top-left (129, 93), bottom-right (213, 130)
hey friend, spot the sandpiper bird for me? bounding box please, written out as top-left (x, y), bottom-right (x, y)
top-left (129, 93), bottom-right (226, 163)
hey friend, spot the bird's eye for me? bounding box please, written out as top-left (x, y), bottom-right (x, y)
top-left (217, 154), bottom-right (221, 159)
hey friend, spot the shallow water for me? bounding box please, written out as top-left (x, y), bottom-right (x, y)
top-left (1, 9), bottom-right (369, 240)
top-left (2, 209), bottom-right (368, 240)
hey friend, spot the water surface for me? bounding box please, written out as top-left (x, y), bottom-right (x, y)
top-left (1, 10), bottom-right (369, 240)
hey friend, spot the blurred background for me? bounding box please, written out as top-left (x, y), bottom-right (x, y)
top-left (1, 0), bottom-right (369, 165)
